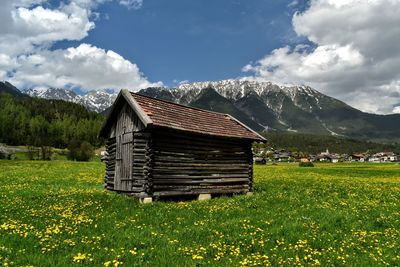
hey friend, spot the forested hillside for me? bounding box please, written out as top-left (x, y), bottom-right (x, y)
top-left (0, 93), bottom-right (104, 148)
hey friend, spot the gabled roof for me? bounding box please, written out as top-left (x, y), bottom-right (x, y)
top-left (99, 89), bottom-right (265, 141)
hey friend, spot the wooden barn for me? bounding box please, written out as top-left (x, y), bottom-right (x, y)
top-left (99, 90), bottom-right (265, 201)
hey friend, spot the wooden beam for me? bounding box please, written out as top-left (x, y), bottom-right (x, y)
top-left (121, 89), bottom-right (153, 127)
top-left (226, 114), bottom-right (266, 142)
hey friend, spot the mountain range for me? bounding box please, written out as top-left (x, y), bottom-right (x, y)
top-left (1, 80), bottom-right (400, 141)
top-left (138, 80), bottom-right (400, 141)
top-left (23, 87), bottom-right (117, 113)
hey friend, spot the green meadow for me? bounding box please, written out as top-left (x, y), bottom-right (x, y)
top-left (0, 161), bottom-right (399, 266)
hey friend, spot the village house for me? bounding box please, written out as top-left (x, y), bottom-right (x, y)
top-left (312, 149), bottom-right (341, 163)
top-left (369, 152), bottom-right (398, 162)
top-left (316, 154), bottom-right (339, 163)
top-left (368, 154), bottom-right (380, 162)
top-left (273, 151), bottom-right (291, 162)
top-left (309, 154), bottom-right (317, 162)
top-left (99, 90), bottom-right (265, 202)
top-left (349, 153), bottom-right (368, 162)
top-left (253, 157), bottom-right (267, 165)
top-left (316, 154), bottom-right (330, 162)
top-left (330, 155), bottom-right (340, 163)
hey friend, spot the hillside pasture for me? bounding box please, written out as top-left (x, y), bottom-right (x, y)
top-left (0, 161), bottom-right (399, 266)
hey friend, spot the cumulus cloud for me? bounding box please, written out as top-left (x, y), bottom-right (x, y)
top-left (244, 0), bottom-right (400, 114)
top-left (0, 0), bottom-right (94, 56)
top-left (0, 0), bottom-right (157, 91)
top-left (9, 44), bottom-right (156, 91)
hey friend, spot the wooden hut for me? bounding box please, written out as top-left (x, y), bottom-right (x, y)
top-left (99, 89), bottom-right (265, 201)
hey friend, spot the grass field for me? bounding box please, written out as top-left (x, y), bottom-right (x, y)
top-left (0, 161), bottom-right (399, 266)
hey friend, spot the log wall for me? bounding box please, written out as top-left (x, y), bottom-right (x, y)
top-left (104, 136), bottom-right (116, 190)
top-left (150, 130), bottom-right (253, 197)
top-left (130, 132), bottom-right (152, 196)
top-left (104, 103), bottom-right (146, 192)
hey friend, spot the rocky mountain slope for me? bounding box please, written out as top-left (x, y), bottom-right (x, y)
top-left (0, 81), bottom-right (26, 97)
top-left (138, 80), bottom-right (400, 141)
top-left (24, 88), bottom-right (117, 113)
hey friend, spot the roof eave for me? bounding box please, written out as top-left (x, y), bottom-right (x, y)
top-left (226, 114), bottom-right (266, 142)
top-left (98, 89), bottom-right (153, 138)
top-left (121, 89), bottom-right (153, 127)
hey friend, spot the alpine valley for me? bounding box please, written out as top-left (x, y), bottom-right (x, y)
top-left (2, 80), bottom-right (400, 141)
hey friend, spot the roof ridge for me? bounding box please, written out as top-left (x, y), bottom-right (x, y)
top-left (131, 92), bottom-right (231, 118)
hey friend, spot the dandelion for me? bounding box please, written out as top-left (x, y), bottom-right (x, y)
top-left (112, 259), bottom-right (123, 266)
top-left (129, 248), bottom-right (138, 256)
top-left (72, 253), bottom-right (92, 263)
top-left (192, 255), bottom-right (204, 260)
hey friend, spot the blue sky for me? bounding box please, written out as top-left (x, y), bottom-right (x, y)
top-left (54, 0), bottom-right (309, 86)
top-left (1, 0), bottom-right (400, 114)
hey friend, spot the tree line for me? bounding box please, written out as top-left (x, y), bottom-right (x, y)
top-left (0, 93), bottom-right (104, 159)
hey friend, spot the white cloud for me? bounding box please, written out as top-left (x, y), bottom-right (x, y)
top-left (0, 0), bottom-right (157, 92)
top-left (9, 44), bottom-right (158, 91)
top-left (288, 0), bottom-right (298, 8)
top-left (393, 106), bottom-right (400, 114)
top-left (119, 0), bottom-right (143, 10)
top-left (244, 0), bottom-right (400, 114)
top-left (0, 1), bottom-right (94, 56)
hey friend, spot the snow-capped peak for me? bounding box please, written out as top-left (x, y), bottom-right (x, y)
top-left (24, 88), bottom-right (117, 112)
top-left (174, 79), bottom-right (325, 113)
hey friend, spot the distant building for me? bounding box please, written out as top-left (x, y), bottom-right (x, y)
top-left (309, 154), bottom-right (317, 162)
top-left (274, 151), bottom-right (291, 162)
top-left (316, 154), bottom-right (338, 163)
top-left (315, 149), bottom-right (339, 163)
top-left (253, 157), bottom-right (267, 165)
top-left (349, 153), bottom-right (367, 162)
top-left (368, 154), bottom-right (381, 162)
top-left (316, 154), bottom-right (331, 162)
top-left (331, 156), bottom-right (339, 163)
top-left (369, 152), bottom-right (398, 162)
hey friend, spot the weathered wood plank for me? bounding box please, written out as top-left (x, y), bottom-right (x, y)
top-left (152, 151), bottom-right (248, 159)
top-left (153, 158), bottom-right (248, 164)
top-left (153, 130), bottom-right (251, 146)
top-left (153, 162), bottom-right (249, 168)
top-left (153, 174), bottom-right (248, 179)
top-left (153, 169), bottom-right (248, 174)
top-left (153, 188), bottom-right (248, 196)
top-left (153, 178), bottom-right (249, 185)
top-left (153, 184), bottom-right (249, 190)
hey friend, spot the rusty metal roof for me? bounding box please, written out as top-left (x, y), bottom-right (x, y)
top-left (130, 92), bottom-right (265, 141)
